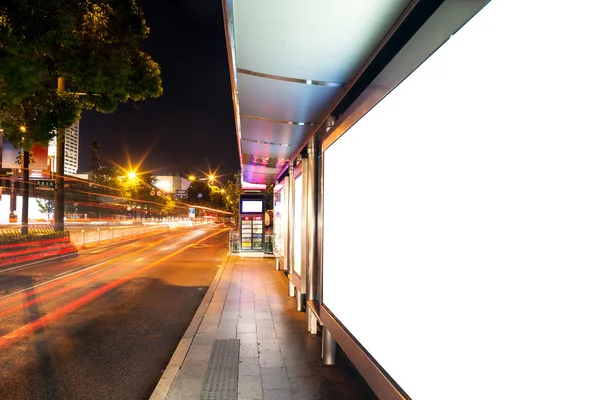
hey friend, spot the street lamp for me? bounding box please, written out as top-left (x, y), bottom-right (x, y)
top-left (128, 171), bottom-right (137, 180)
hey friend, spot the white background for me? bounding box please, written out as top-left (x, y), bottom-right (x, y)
top-left (322, 1), bottom-right (600, 399)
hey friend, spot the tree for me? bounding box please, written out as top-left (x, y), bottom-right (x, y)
top-left (0, 0), bottom-right (163, 232)
top-left (36, 199), bottom-right (55, 221)
top-left (221, 174), bottom-right (242, 222)
top-left (160, 195), bottom-right (176, 215)
top-left (208, 184), bottom-right (225, 208)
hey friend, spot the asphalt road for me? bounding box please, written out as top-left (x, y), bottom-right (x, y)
top-left (0, 224), bottom-right (231, 400)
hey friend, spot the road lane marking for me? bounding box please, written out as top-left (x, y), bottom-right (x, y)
top-left (0, 261), bottom-right (110, 301)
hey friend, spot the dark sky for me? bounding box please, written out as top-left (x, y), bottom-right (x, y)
top-left (79, 0), bottom-right (239, 183)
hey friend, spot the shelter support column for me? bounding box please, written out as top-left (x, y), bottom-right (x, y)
top-left (320, 116), bottom-right (337, 363)
top-left (296, 156), bottom-right (307, 312)
top-left (286, 164), bottom-right (295, 297)
top-left (322, 327), bottom-right (337, 365)
top-left (306, 136), bottom-right (319, 327)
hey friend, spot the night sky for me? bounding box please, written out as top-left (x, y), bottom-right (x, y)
top-left (79, 0), bottom-right (239, 183)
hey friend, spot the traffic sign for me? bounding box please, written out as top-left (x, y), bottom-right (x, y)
top-left (34, 180), bottom-right (55, 191)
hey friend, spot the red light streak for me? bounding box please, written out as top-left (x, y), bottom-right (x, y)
top-left (0, 228), bottom-right (230, 350)
top-left (0, 230), bottom-right (189, 313)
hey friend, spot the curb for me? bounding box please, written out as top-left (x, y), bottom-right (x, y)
top-left (149, 252), bottom-right (232, 400)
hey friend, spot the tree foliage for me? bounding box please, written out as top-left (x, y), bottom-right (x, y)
top-left (36, 199), bottom-right (55, 220)
top-left (0, 0), bottom-right (162, 149)
top-left (221, 174), bottom-right (242, 222)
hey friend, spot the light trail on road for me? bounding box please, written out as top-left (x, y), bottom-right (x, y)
top-left (0, 229), bottom-right (197, 316)
top-left (0, 227), bottom-right (230, 350)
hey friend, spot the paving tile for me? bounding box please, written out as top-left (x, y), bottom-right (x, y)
top-left (193, 333), bottom-right (215, 345)
top-left (280, 344), bottom-right (305, 361)
top-left (238, 372), bottom-right (265, 398)
top-left (186, 344), bottom-right (212, 361)
top-left (256, 319), bottom-right (274, 329)
top-left (284, 359), bottom-right (314, 378)
top-left (257, 329), bottom-right (278, 340)
top-left (240, 342), bottom-right (259, 358)
top-left (238, 322), bottom-right (257, 334)
top-left (257, 339), bottom-right (280, 352)
top-left (215, 329), bottom-right (237, 339)
top-left (221, 310), bottom-right (239, 320)
top-left (175, 359), bottom-right (209, 380)
top-left (261, 367), bottom-right (291, 390)
top-left (263, 389), bottom-right (293, 400)
top-left (259, 350), bottom-right (285, 368)
top-left (164, 257), bottom-right (369, 400)
top-left (218, 320), bottom-right (238, 330)
top-left (165, 378), bottom-right (203, 400)
top-left (311, 365), bottom-right (346, 384)
top-left (290, 376), bottom-right (322, 400)
top-left (239, 357), bottom-right (260, 376)
top-left (320, 383), bottom-right (364, 400)
top-left (237, 333), bottom-right (258, 344)
top-left (239, 316), bottom-right (257, 324)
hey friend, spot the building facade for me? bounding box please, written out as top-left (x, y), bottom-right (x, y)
top-left (48, 121), bottom-right (79, 176)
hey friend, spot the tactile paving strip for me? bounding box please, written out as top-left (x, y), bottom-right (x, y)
top-left (200, 339), bottom-right (240, 400)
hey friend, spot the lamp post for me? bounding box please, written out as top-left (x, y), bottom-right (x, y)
top-left (54, 77), bottom-right (66, 232)
top-left (19, 125), bottom-right (30, 235)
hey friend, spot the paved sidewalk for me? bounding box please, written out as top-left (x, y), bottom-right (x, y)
top-left (151, 255), bottom-right (367, 400)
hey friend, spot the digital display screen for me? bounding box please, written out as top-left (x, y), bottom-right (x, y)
top-left (241, 200), bottom-right (263, 213)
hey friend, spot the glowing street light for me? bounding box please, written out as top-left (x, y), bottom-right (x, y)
top-left (188, 175), bottom-right (196, 182)
top-left (127, 171), bottom-right (137, 180)
top-left (19, 126), bottom-right (27, 133)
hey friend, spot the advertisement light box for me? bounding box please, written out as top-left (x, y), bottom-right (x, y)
top-left (322, 1), bottom-right (600, 399)
top-left (241, 200), bottom-right (263, 213)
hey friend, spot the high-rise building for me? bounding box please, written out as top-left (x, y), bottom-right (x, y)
top-left (48, 121), bottom-right (79, 176)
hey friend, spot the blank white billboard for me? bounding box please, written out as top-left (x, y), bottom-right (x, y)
top-left (293, 174), bottom-right (303, 275)
top-left (241, 200), bottom-right (263, 213)
top-left (322, 1), bottom-right (600, 399)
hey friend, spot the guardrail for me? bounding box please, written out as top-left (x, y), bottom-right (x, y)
top-left (229, 230), bottom-right (240, 253)
top-left (0, 228), bottom-right (70, 246)
top-left (228, 230), bottom-right (274, 254)
top-left (71, 224), bottom-right (171, 247)
top-left (264, 234), bottom-right (274, 254)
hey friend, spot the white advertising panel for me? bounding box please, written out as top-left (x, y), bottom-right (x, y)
top-left (241, 200), bottom-right (263, 213)
top-left (322, 1), bottom-right (600, 399)
top-left (273, 181), bottom-right (286, 257)
top-left (293, 174), bottom-right (302, 275)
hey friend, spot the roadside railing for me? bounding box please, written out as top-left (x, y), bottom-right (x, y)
top-left (0, 228), bottom-right (70, 247)
top-left (228, 230), bottom-right (274, 254)
top-left (229, 229), bottom-right (240, 253)
top-left (264, 234), bottom-right (274, 254)
top-left (70, 223), bottom-right (170, 247)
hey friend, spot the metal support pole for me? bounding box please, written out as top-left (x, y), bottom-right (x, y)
top-left (54, 77), bottom-right (66, 232)
top-left (322, 327), bottom-right (337, 365)
top-left (306, 137), bottom-right (318, 301)
top-left (288, 278), bottom-right (295, 297)
top-left (286, 164), bottom-right (295, 274)
top-left (296, 292), bottom-right (305, 312)
top-left (9, 169), bottom-right (17, 223)
top-left (21, 152), bottom-right (30, 234)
